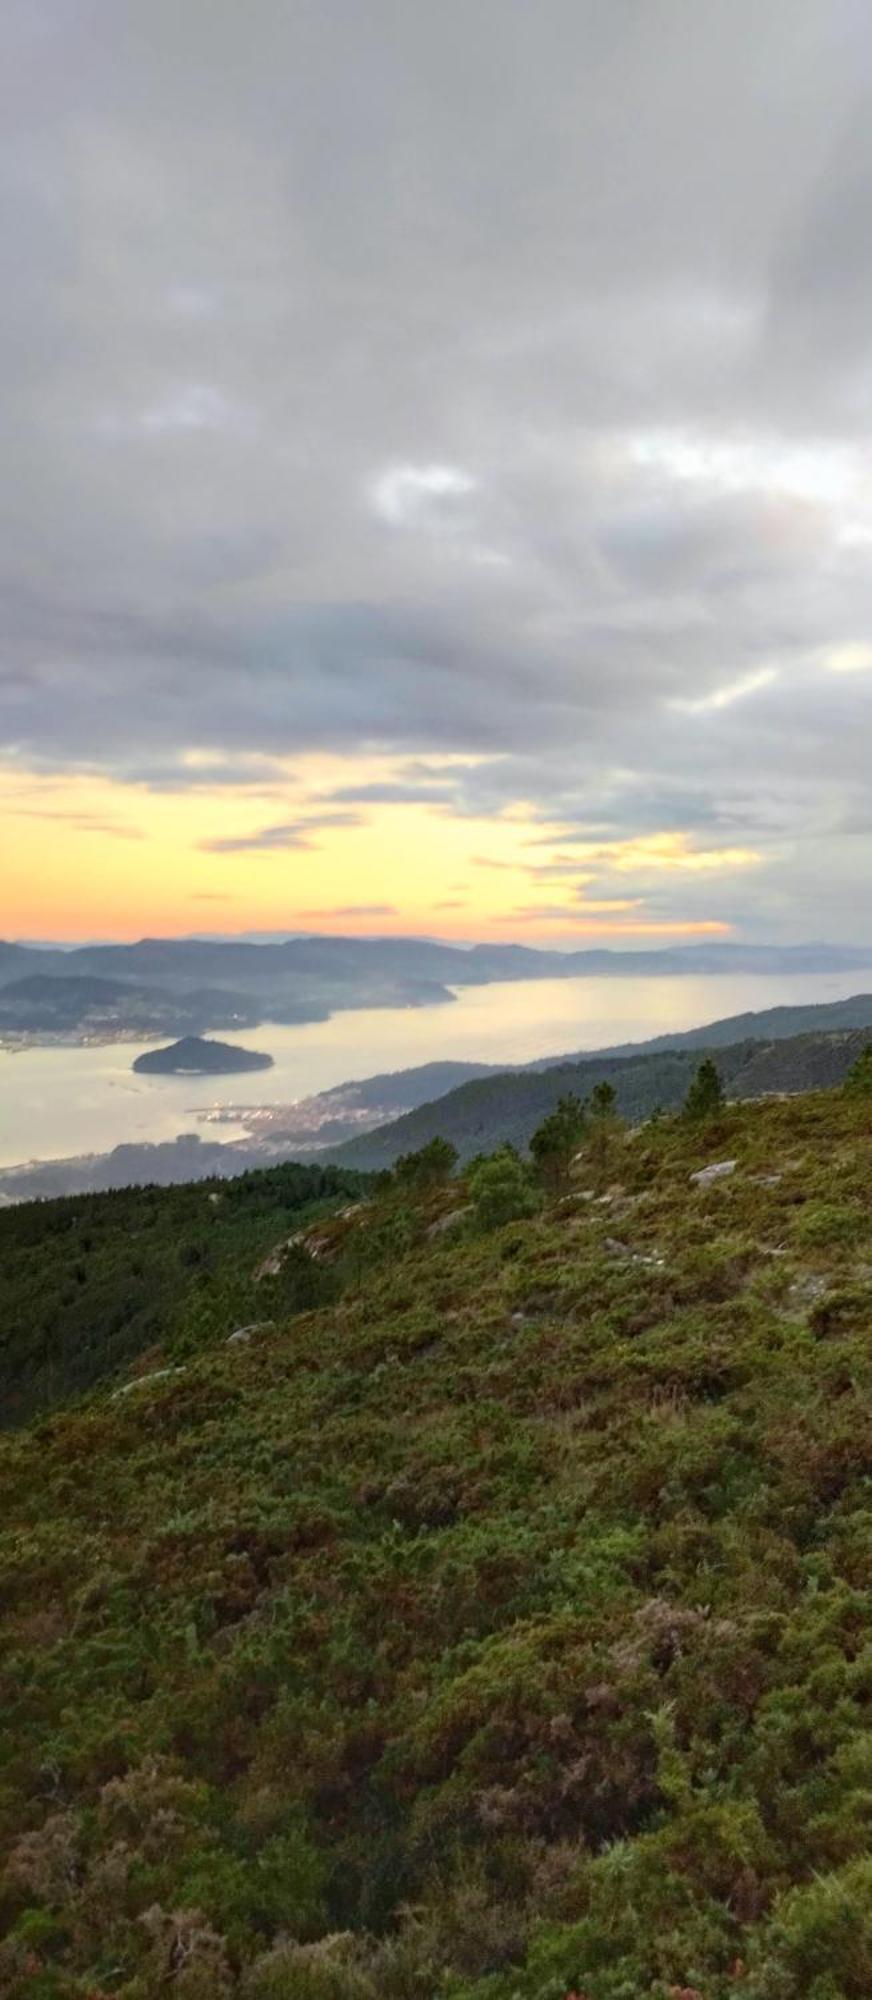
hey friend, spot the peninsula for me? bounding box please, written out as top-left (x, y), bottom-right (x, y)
top-left (132, 1035), bottom-right (274, 1076)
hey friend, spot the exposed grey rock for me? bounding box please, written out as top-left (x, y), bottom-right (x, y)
top-left (690, 1159), bottom-right (738, 1186)
top-left (255, 1225), bottom-right (331, 1278)
top-left (226, 1321), bottom-right (274, 1345)
top-left (604, 1236), bottom-right (664, 1268)
top-left (254, 1241), bottom-right (288, 1279)
top-left (112, 1366), bottom-right (185, 1399)
top-left (787, 1273), bottom-right (830, 1306)
top-left (427, 1206), bottom-right (472, 1238)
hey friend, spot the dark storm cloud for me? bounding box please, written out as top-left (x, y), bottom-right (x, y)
top-left (3, 1), bottom-right (872, 934)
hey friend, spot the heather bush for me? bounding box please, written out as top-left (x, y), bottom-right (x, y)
top-left (468, 1148), bottom-right (538, 1228)
top-left (3, 1085), bottom-right (872, 1996)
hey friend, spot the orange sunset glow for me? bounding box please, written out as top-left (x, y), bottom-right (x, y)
top-left (2, 754), bottom-right (755, 943)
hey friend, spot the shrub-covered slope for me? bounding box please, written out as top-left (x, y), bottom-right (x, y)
top-left (2, 1085), bottom-right (872, 1998)
top-left (327, 1026), bottom-right (872, 1169)
top-left (0, 1162), bottom-right (368, 1427)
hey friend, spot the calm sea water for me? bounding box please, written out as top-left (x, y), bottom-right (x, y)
top-left (0, 968), bottom-right (867, 1169)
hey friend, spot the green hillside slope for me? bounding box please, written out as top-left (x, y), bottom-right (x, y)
top-left (327, 1026), bottom-right (872, 1169)
top-left (2, 1081), bottom-right (872, 1997)
top-left (0, 1162), bottom-right (368, 1427)
top-left (580, 989), bottom-right (872, 1057)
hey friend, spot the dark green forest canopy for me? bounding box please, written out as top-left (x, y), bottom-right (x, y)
top-left (2, 1083), bottom-right (872, 1996)
top-left (326, 1026), bottom-right (872, 1168)
top-left (0, 1160), bottom-right (368, 1427)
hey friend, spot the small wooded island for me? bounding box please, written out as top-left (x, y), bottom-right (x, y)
top-left (132, 1035), bottom-right (274, 1075)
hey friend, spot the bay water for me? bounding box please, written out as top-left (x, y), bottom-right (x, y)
top-left (0, 967), bottom-right (867, 1169)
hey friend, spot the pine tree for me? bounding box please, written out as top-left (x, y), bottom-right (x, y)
top-left (586, 1079), bottom-right (623, 1182)
top-left (844, 1044), bottom-right (872, 1095)
top-left (393, 1136), bottom-right (459, 1188)
top-left (589, 1080), bottom-right (617, 1119)
top-left (530, 1094), bottom-right (587, 1193)
top-left (683, 1057), bottom-right (725, 1121)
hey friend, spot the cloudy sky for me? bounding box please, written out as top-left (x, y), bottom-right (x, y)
top-left (3, 0), bottom-right (872, 943)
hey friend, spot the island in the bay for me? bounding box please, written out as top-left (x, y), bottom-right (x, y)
top-left (132, 1035), bottom-right (274, 1076)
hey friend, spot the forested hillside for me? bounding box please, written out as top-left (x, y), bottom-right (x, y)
top-left (595, 989), bottom-right (872, 1056)
top-left (328, 1026), bottom-right (872, 1169)
top-left (2, 1076), bottom-right (872, 1995)
top-left (0, 1162), bottom-right (367, 1427)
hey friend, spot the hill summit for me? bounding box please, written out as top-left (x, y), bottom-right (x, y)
top-left (2, 1076), bottom-right (872, 1996)
top-left (132, 1035), bottom-right (274, 1075)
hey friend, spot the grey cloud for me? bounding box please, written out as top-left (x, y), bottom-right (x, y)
top-left (3, 3), bottom-right (872, 936)
top-left (12, 808), bottom-right (145, 838)
top-left (296, 811), bottom-right (364, 829)
top-left (198, 808), bottom-right (362, 852)
top-left (510, 905), bottom-right (639, 923)
top-left (120, 756), bottom-right (292, 794)
top-left (321, 780), bottom-right (454, 805)
top-left (524, 863), bottom-right (601, 882)
top-left (597, 493), bottom-right (825, 594)
top-left (198, 822), bottom-right (316, 854)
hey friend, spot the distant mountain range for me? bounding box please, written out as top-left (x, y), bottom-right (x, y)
top-left (3, 933), bottom-right (872, 1041)
top-left (0, 973), bottom-right (272, 1039)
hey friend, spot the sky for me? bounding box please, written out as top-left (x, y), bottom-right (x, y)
top-left (3, 0), bottom-right (872, 945)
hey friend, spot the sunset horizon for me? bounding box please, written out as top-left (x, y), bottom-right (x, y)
top-left (5, 4), bottom-right (872, 956)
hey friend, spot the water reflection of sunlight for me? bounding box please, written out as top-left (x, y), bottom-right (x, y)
top-left (1, 967), bottom-right (867, 1169)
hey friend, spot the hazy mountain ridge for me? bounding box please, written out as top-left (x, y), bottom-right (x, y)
top-left (578, 988), bottom-right (872, 1057)
top-left (308, 990), bottom-right (872, 1167)
top-left (4, 934), bottom-right (872, 1042)
top-left (0, 973), bottom-right (272, 1039)
top-left (326, 1023), bottom-right (872, 1168)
